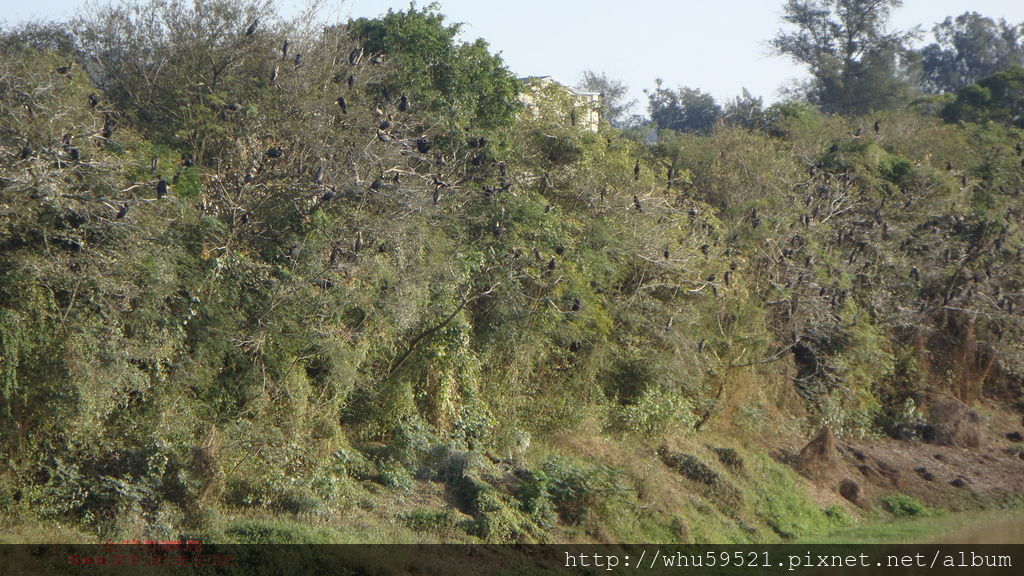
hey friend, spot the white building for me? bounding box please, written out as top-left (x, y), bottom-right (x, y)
top-left (518, 76), bottom-right (600, 132)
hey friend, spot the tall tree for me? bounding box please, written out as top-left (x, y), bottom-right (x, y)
top-left (770, 0), bottom-right (918, 114)
top-left (918, 12), bottom-right (1024, 94)
top-left (646, 80), bottom-right (721, 134)
top-left (348, 3), bottom-right (519, 130)
top-left (577, 70), bottom-right (636, 128)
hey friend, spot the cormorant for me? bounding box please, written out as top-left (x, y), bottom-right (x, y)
top-left (633, 194), bottom-right (642, 212)
top-left (245, 19), bottom-right (259, 36)
top-left (1016, 142), bottom-right (1022, 156)
top-left (417, 137), bottom-right (431, 154)
top-left (314, 166), bottom-right (324, 185)
top-left (270, 65), bottom-right (278, 85)
top-left (547, 257), bottom-right (556, 271)
top-left (88, 93), bottom-right (99, 109)
top-left (266, 147), bottom-right (283, 158)
top-left (433, 188), bottom-right (440, 206)
top-left (182, 154), bottom-right (194, 167)
top-left (398, 95), bottom-right (410, 112)
top-left (347, 74), bottom-right (355, 89)
top-left (68, 147), bottom-right (80, 162)
top-left (223, 102), bottom-right (240, 111)
top-left (369, 178), bottom-right (383, 191)
top-left (353, 230), bottom-right (363, 252)
top-left (667, 165), bottom-right (675, 189)
top-left (377, 131), bottom-right (392, 142)
top-left (293, 53), bottom-right (303, 67)
top-left (336, 96), bottom-right (348, 114)
top-left (493, 221), bottom-right (506, 236)
top-left (663, 246), bottom-right (670, 259)
top-left (382, 87), bottom-right (391, 102)
top-left (700, 244), bottom-right (709, 257)
top-left (724, 270), bottom-right (732, 286)
top-left (281, 39), bottom-right (289, 59)
top-left (101, 116), bottom-right (115, 139)
top-left (697, 339), bottom-right (706, 354)
top-left (157, 179), bottom-right (168, 199)
top-left (874, 120), bottom-right (881, 134)
top-left (20, 145), bottom-right (31, 160)
top-left (633, 159), bottom-right (640, 181)
top-left (854, 127), bottom-right (862, 138)
top-left (751, 208), bottom-right (761, 228)
top-left (116, 203), bottom-right (128, 219)
top-left (946, 161), bottom-right (953, 171)
top-left (320, 189), bottom-right (337, 202)
top-left (571, 298), bottom-right (581, 312)
top-left (827, 143), bottom-right (839, 154)
top-left (348, 48), bottom-right (362, 65)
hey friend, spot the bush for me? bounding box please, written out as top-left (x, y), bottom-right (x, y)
top-left (880, 493), bottom-right (929, 518)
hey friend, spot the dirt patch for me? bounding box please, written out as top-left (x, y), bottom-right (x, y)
top-left (921, 396), bottom-right (984, 448)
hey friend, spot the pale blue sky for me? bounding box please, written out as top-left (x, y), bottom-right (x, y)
top-left (4, 0), bottom-right (1024, 111)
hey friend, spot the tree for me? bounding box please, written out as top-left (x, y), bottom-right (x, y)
top-left (771, 0), bottom-right (918, 114)
top-left (348, 3), bottom-right (519, 130)
top-left (942, 65), bottom-right (1024, 128)
top-left (577, 70), bottom-right (636, 128)
top-left (646, 80), bottom-right (721, 134)
top-left (918, 12), bottom-right (1024, 94)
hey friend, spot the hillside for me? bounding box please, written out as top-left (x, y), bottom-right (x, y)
top-left (1, 1), bottom-right (1023, 545)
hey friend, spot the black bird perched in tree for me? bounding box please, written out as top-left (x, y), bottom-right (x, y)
top-left (417, 137), bottom-right (431, 154)
top-left (293, 53), bottom-right (303, 67)
top-left (336, 96), bottom-right (348, 114)
top-left (547, 257), bottom-right (557, 271)
top-left (1016, 141), bottom-right (1022, 155)
top-left (874, 120), bottom-right (881, 134)
top-left (101, 115), bottom-right (115, 140)
top-left (20, 145), bottom-right (32, 160)
top-left (697, 339), bottom-right (707, 354)
top-left (156, 179), bottom-right (168, 199)
top-left (398, 95), bottom-right (410, 112)
top-left (667, 165), bottom-right (675, 189)
top-left (349, 48), bottom-right (362, 65)
top-left (633, 194), bottom-right (642, 212)
top-left (245, 19), bottom-right (259, 36)
top-left (68, 147), bottom-right (80, 162)
top-left (266, 147), bottom-right (283, 158)
top-left (700, 244), bottom-right (709, 258)
top-left (281, 39), bottom-right (289, 59)
top-left (633, 159), bottom-right (640, 181)
top-left (724, 270), bottom-right (732, 286)
top-left (347, 74), bottom-right (355, 89)
top-left (88, 93), bottom-right (99, 109)
top-left (369, 178), bottom-right (383, 191)
top-left (571, 298), bottom-right (581, 312)
top-left (116, 203), bottom-right (129, 219)
top-left (353, 230), bottom-right (363, 252)
top-left (663, 246), bottom-right (670, 259)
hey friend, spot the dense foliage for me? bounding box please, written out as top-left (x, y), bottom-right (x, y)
top-left (0, 0), bottom-right (1022, 545)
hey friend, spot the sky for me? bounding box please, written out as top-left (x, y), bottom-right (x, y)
top-left (5, 0), bottom-right (1024, 114)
